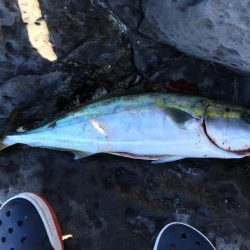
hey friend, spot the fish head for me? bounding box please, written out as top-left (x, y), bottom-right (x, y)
top-left (204, 104), bottom-right (250, 155)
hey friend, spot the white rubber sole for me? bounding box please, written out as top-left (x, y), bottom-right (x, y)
top-left (1, 192), bottom-right (63, 250)
top-left (153, 222), bottom-right (216, 250)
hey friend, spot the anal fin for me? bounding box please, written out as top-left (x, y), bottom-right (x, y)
top-left (73, 151), bottom-right (94, 160)
top-left (109, 152), bottom-right (165, 160)
top-left (109, 152), bottom-right (185, 163)
top-left (0, 143), bottom-right (10, 151)
top-left (152, 155), bottom-right (185, 164)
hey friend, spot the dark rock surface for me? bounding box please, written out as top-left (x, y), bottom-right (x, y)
top-left (0, 0), bottom-right (250, 249)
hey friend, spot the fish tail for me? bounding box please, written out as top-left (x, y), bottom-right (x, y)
top-left (0, 134), bottom-right (14, 151)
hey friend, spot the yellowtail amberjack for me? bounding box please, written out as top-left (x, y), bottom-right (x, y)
top-left (1, 93), bottom-right (250, 163)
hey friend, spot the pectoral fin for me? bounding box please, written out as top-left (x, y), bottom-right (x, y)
top-left (162, 107), bottom-right (195, 129)
top-left (152, 155), bottom-right (185, 164)
top-left (73, 151), bottom-right (94, 160)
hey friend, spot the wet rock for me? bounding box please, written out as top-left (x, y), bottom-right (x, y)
top-left (92, 87), bottom-right (108, 100)
top-left (105, 3), bottom-right (248, 105)
top-left (39, 0), bottom-right (134, 80)
top-left (105, 0), bottom-right (142, 29)
top-left (115, 167), bottom-right (139, 193)
top-left (0, 72), bottom-right (71, 135)
top-left (139, 0), bottom-right (250, 74)
top-left (127, 213), bottom-right (156, 235)
top-left (103, 175), bottom-right (116, 190)
top-left (0, 0), bottom-right (135, 90)
top-left (0, 1), bottom-right (17, 27)
top-left (0, 1), bottom-right (50, 83)
top-left (129, 32), bottom-right (236, 89)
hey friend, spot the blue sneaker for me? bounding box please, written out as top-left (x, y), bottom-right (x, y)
top-left (154, 222), bottom-right (215, 250)
top-left (0, 192), bottom-right (63, 250)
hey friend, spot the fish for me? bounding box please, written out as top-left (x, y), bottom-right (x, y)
top-left (1, 92), bottom-right (250, 163)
